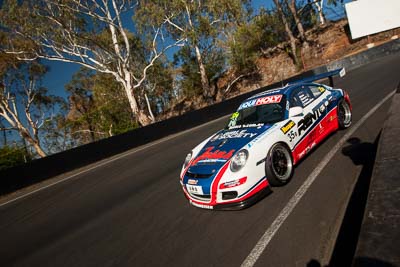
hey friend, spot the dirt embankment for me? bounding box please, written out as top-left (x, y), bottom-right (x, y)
top-left (161, 20), bottom-right (400, 119)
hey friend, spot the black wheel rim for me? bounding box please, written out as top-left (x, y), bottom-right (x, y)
top-left (271, 146), bottom-right (292, 180)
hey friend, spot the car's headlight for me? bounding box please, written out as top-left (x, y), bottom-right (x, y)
top-left (230, 149), bottom-right (249, 172)
top-left (183, 151), bottom-right (193, 168)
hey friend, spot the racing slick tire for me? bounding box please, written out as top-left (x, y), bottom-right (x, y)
top-left (338, 99), bottom-right (352, 129)
top-left (265, 143), bottom-right (293, 186)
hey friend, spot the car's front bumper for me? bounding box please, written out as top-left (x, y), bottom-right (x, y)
top-left (187, 185), bottom-right (272, 210)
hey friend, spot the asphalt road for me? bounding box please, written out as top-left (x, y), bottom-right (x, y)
top-left (1, 54), bottom-right (399, 267)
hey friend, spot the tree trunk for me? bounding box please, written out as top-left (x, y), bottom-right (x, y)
top-left (273, 0), bottom-right (299, 65)
top-left (194, 45), bottom-right (214, 101)
top-left (32, 140), bottom-right (46, 158)
top-left (144, 93), bottom-right (155, 122)
top-left (137, 109), bottom-right (152, 126)
top-left (287, 0), bottom-right (309, 48)
top-left (20, 130), bottom-right (46, 157)
top-left (87, 123), bottom-right (96, 142)
top-left (315, 0), bottom-right (325, 25)
top-left (121, 71), bottom-right (153, 126)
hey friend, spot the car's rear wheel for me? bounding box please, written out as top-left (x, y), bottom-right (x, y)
top-left (338, 99), bottom-right (352, 129)
top-left (266, 143), bottom-right (293, 186)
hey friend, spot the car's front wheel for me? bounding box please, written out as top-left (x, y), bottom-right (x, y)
top-left (338, 99), bottom-right (352, 129)
top-left (266, 143), bottom-right (293, 186)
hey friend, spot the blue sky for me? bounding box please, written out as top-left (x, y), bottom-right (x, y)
top-left (42, 0), bottom-right (349, 100)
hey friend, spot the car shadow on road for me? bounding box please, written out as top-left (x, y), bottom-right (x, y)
top-left (330, 134), bottom-right (380, 267)
top-left (307, 133), bottom-right (382, 267)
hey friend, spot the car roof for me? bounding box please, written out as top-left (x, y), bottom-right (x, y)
top-left (242, 67), bottom-right (345, 103)
top-left (244, 83), bottom-right (310, 102)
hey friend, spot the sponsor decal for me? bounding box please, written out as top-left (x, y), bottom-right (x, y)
top-left (228, 112), bottom-right (240, 127)
top-left (318, 123), bottom-right (324, 134)
top-left (188, 179), bottom-right (198, 185)
top-left (219, 177), bottom-right (247, 189)
top-left (192, 147), bottom-right (234, 166)
top-left (229, 123), bottom-right (264, 130)
top-left (299, 141), bottom-right (316, 159)
top-left (231, 112), bottom-right (239, 120)
top-left (281, 120), bottom-right (295, 134)
top-left (211, 129), bottom-right (257, 141)
top-left (328, 115), bottom-right (337, 122)
top-left (298, 99), bottom-right (329, 135)
top-left (190, 201), bottom-right (213, 209)
top-left (196, 159), bottom-right (227, 164)
top-left (238, 95), bottom-right (282, 110)
top-left (318, 86), bottom-right (326, 93)
top-left (256, 95), bottom-right (283, 105)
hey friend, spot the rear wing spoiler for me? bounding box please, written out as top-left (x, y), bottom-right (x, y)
top-left (289, 68), bottom-right (346, 87)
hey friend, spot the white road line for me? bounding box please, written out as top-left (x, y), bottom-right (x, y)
top-left (241, 90), bottom-right (395, 267)
top-left (0, 114), bottom-right (230, 208)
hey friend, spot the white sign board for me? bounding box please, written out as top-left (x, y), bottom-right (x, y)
top-left (345, 0), bottom-right (400, 39)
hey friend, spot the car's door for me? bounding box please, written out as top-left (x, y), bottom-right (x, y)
top-left (288, 85), bottom-right (323, 159)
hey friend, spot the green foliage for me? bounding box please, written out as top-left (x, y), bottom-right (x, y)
top-left (135, 0), bottom-right (248, 42)
top-left (0, 60), bottom-right (66, 157)
top-left (229, 8), bottom-right (284, 73)
top-left (135, 0), bottom-right (248, 98)
top-left (173, 46), bottom-right (203, 97)
top-left (143, 59), bottom-right (175, 113)
top-left (92, 73), bottom-right (138, 135)
top-left (173, 46), bottom-right (225, 98)
top-left (0, 145), bottom-right (31, 171)
top-left (291, 1), bottom-right (318, 32)
top-left (65, 68), bottom-right (138, 145)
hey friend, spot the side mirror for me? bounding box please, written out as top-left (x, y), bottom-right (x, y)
top-left (289, 106), bottom-right (303, 117)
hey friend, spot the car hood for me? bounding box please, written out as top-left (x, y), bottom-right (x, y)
top-left (187, 124), bottom-right (273, 174)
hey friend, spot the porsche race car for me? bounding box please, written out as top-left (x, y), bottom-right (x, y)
top-left (180, 68), bottom-right (352, 210)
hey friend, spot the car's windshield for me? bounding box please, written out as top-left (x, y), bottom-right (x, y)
top-left (227, 96), bottom-right (286, 128)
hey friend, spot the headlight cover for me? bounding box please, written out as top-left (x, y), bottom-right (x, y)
top-left (230, 149), bottom-right (249, 172)
top-left (183, 151), bottom-right (193, 168)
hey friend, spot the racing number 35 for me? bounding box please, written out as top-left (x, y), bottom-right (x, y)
top-left (287, 130), bottom-right (297, 142)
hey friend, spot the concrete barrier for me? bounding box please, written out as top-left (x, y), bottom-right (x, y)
top-left (353, 83), bottom-right (400, 267)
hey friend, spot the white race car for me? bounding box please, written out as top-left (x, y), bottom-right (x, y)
top-left (180, 68), bottom-right (352, 210)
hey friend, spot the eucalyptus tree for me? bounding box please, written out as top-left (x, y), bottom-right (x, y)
top-left (0, 0), bottom-right (184, 126)
top-left (272, 0), bottom-right (299, 65)
top-left (306, 0), bottom-right (344, 26)
top-left (0, 62), bottom-right (63, 158)
top-left (64, 67), bottom-right (137, 146)
top-left (227, 7), bottom-right (283, 89)
top-left (285, 0), bottom-right (308, 47)
top-left (135, 0), bottom-right (248, 101)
